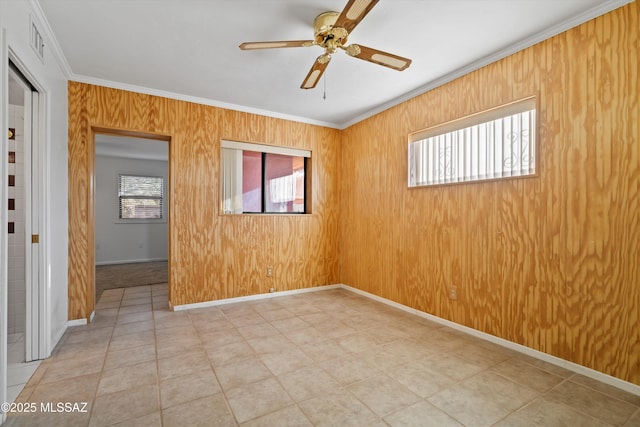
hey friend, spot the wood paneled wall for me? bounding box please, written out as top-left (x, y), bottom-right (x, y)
top-left (68, 84), bottom-right (341, 318)
top-left (339, 3), bottom-right (639, 385)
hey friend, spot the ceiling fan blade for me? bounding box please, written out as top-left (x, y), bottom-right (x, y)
top-left (300, 55), bottom-right (331, 89)
top-left (239, 40), bottom-right (315, 50)
top-left (343, 44), bottom-right (411, 71)
top-left (333, 0), bottom-right (379, 33)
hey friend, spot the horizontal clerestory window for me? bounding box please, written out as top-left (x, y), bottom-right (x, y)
top-left (408, 96), bottom-right (537, 187)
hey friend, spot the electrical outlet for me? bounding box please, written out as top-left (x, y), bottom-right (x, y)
top-left (269, 287), bottom-right (275, 293)
top-left (449, 285), bottom-right (457, 300)
top-left (267, 266), bottom-right (273, 277)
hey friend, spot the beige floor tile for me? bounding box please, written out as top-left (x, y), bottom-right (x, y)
top-left (96, 300), bottom-right (121, 310)
top-left (298, 388), bottom-right (386, 427)
top-left (40, 354), bottom-right (105, 384)
top-left (347, 374), bottom-right (421, 417)
top-left (154, 313), bottom-right (193, 330)
top-left (241, 404), bottom-right (312, 427)
top-left (226, 377), bottom-right (293, 423)
top-left (260, 348), bottom-right (315, 376)
top-left (214, 356), bottom-right (273, 391)
top-left (112, 319), bottom-right (155, 337)
top-left (237, 322), bottom-right (280, 340)
top-left (110, 411), bottom-right (161, 427)
top-left (162, 394), bottom-right (235, 427)
top-left (494, 397), bottom-right (612, 427)
top-left (258, 307), bottom-right (295, 322)
top-left (490, 357), bottom-right (565, 393)
top-left (206, 340), bottom-right (257, 367)
top-left (247, 335), bottom-right (296, 354)
top-left (159, 369), bottom-right (221, 409)
top-left (569, 374), bottom-right (640, 406)
top-left (97, 360), bottom-right (157, 395)
top-left (157, 350), bottom-right (212, 381)
top-left (156, 338), bottom-right (203, 360)
top-left (30, 373), bottom-right (99, 404)
top-left (313, 319), bottom-right (358, 339)
top-left (452, 342), bottom-right (512, 369)
top-left (220, 303), bottom-right (258, 319)
top-left (228, 313), bottom-right (266, 328)
top-left (5, 411), bottom-right (91, 427)
top-left (199, 328), bottom-right (245, 348)
top-left (515, 354), bottom-right (574, 378)
top-left (269, 316), bottom-right (311, 332)
top-left (320, 354), bottom-right (381, 386)
top-left (545, 380), bottom-right (638, 426)
top-left (116, 311), bottom-right (154, 325)
top-left (422, 353), bottom-right (485, 382)
top-left (278, 365), bottom-right (341, 402)
top-left (299, 339), bottom-right (349, 362)
top-left (625, 410), bottom-right (640, 427)
top-left (104, 343), bottom-right (156, 370)
top-left (384, 401), bottom-right (464, 427)
top-left (89, 384), bottom-right (159, 427)
top-left (334, 332), bottom-right (382, 354)
top-left (108, 329), bottom-right (155, 352)
top-left (285, 326), bottom-right (329, 346)
top-left (192, 317), bottom-right (235, 333)
top-left (48, 340), bottom-right (109, 362)
top-left (117, 304), bottom-right (152, 315)
top-left (428, 371), bottom-right (539, 427)
top-left (65, 326), bottom-right (113, 345)
top-left (386, 362), bottom-right (454, 398)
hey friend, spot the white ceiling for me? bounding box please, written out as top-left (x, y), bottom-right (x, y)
top-left (95, 134), bottom-right (168, 161)
top-left (37, 0), bottom-right (630, 129)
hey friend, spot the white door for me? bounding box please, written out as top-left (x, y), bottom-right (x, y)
top-left (8, 66), bottom-right (44, 363)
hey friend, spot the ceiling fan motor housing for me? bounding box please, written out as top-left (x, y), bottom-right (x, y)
top-left (314, 11), bottom-right (348, 52)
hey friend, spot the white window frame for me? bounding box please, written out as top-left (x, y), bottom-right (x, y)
top-left (408, 96), bottom-right (537, 187)
top-left (117, 173), bottom-right (166, 223)
top-left (220, 140), bottom-right (311, 215)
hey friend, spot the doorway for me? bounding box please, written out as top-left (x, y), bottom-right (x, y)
top-left (93, 134), bottom-right (169, 307)
top-left (4, 62), bottom-right (44, 403)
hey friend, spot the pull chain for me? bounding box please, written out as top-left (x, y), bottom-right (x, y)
top-left (323, 73), bottom-right (327, 100)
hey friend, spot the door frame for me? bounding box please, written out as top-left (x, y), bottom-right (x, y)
top-left (1, 42), bottom-right (50, 414)
top-left (90, 126), bottom-right (171, 317)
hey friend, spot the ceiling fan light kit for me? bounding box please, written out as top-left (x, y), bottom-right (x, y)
top-left (239, 0), bottom-right (412, 89)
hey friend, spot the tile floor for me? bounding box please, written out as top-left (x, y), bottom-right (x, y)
top-left (4, 284), bottom-right (640, 426)
top-left (6, 334), bottom-right (41, 405)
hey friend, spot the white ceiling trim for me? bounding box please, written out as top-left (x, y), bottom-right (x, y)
top-left (70, 73), bottom-right (342, 130)
top-left (34, 0), bottom-right (634, 131)
top-left (340, 0), bottom-right (635, 129)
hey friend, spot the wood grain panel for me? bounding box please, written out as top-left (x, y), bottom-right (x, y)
top-left (68, 84), bottom-right (341, 318)
top-left (339, 3), bottom-right (639, 384)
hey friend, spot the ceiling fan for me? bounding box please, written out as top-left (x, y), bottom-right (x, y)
top-left (239, 0), bottom-right (412, 89)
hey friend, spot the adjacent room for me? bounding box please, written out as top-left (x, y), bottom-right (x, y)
top-left (0, 0), bottom-right (638, 426)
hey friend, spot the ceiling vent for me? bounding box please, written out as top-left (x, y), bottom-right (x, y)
top-left (30, 15), bottom-right (45, 62)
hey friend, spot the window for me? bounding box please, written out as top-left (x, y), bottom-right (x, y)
top-left (408, 96), bottom-right (536, 187)
top-left (221, 140), bottom-right (310, 214)
top-left (118, 174), bottom-right (164, 220)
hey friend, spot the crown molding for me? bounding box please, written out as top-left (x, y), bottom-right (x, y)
top-left (70, 74), bottom-right (342, 130)
top-left (338, 0), bottom-right (635, 129)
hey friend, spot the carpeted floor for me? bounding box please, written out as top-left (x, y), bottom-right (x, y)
top-left (95, 261), bottom-right (168, 301)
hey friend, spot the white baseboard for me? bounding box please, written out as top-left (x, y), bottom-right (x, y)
top-left (339, 284), bottom-right (640, 397)
top-left (95, 258), bottom-right (168, 266)
top-left (172, 284), bottom-right (342, 311)
top-left (66, 318), bottom-right (87, 327)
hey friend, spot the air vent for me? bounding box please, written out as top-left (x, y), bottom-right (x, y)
top-left (30, 15), bottom-right (44, 61)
